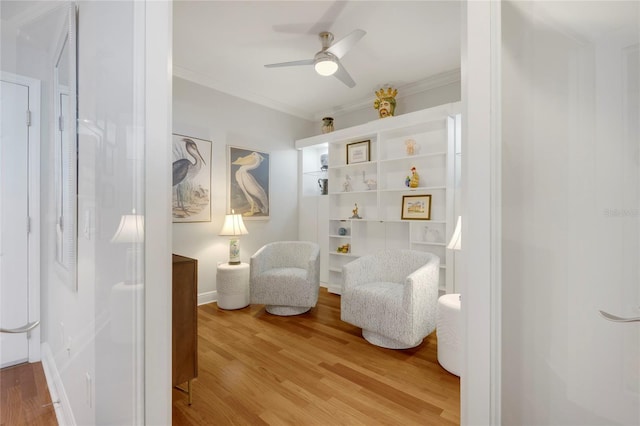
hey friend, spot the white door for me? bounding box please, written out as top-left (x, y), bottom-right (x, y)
top-left (0, 77), bottom-right (37, 368)
top-left (498, 2), bottom-right (639, 424)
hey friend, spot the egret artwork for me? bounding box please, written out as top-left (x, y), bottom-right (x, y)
top-left (228, 146), bottom-right (270, 219)
top-left (172, 135), bottom-right (212, 222)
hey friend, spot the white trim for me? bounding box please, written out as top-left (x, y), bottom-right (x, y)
top-left (489, 1), bottom-right (502, 423)
top-left (173, 65), bottom-right (314, 121)
top-left (461, 1), bottom-right (496, 424)
top-left (314, 69), bottom-right (461, 121)
top-left (174, 65), bottom-right (461, 122)
top-left (1, 72), bottom-right (41, 363)
top-left (197, 290), bottom-right (217, 306)
top-left (41, 343), bottom-right (76, 426)
top-left (144, 1), bottom-right (173, 425)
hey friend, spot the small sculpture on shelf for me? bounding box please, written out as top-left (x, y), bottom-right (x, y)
top-left (405, 166), bottom-right (419, 188)
top-left (405, 138), bottom-right (419, 156)
top-left (322, 117), bottom-right (334, 134)
top-left (362, 171), bottom-right (377, 190)
top-left (423, 226), bottom-right (441, 243)
top-left (320, 153), bottom-right (328, 171)
top-left (343, 174), bottom-right (353, 192)
top-left (373, 87), bottom-right (398, 118)
top-left (337, 243), bottom-right (350, 253)
top-left (350, 203), bottom-right (362, 219)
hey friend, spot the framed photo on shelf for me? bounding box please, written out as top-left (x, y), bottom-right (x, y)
top-left (227, 146), bottom-right (270, 219)
top-left (172, 134), bottom-right (212, 222)
top-left (346, 140), bottom-right (370, 164)
top-left (401, 194), bottom-right (432, 220)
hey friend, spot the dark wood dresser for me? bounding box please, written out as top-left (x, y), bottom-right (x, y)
top-left (172, 254), bottom-right (198, 404)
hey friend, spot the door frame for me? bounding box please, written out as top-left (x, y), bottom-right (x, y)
top-left (461, 2), bottom-right (502, 424)
top-left (1, 72), bottom-right (41, 363)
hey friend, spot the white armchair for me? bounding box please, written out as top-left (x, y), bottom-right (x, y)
top-left (341, 250), bottom-right (440, 349)
top-left (250, 241), bottom-right (321, 316)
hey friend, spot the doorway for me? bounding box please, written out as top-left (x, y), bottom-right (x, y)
top-left (0, 73), bottom-right (41, 368)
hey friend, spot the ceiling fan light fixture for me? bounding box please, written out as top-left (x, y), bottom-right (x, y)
top-left (314, 56), bottom-right (338, 76)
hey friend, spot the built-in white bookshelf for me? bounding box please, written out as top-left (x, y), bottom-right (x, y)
top-left (297, 102), bottom-right (461, 294)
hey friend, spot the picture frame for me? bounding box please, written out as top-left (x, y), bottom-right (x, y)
top-left (228, 146), bottom-right (270, 220)
top-left (401, 194), bottom-right (432, 220)
top-left (172, 134), bottom-right (212, 222)
top-left (346, 140), bottom-right (370, 164)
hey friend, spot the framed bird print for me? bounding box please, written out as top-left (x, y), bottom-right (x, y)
top-left (172, 134), bottom-right (212, 222)
top-left (227, 146), bottom-right (270, 220)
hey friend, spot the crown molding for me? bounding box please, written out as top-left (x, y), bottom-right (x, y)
top-left (173, 65), bottom-right (461, 123)
top-left (313, 68), bottom-right (461, 121)
top-left (173, 66), bottom-right (315, 121)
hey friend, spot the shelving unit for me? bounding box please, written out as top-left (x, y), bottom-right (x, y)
top-left (296, 102), bottom-right (461, 295)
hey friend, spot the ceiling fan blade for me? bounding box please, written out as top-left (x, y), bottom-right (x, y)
top-left (264, 59), bottom-right (314, 68)
top-left (273, 1), bottom-right (348, 34)
top-left (326, 29), bottom-right (366, 59)
top-left (308, 1), bottom-right (348, 34)
top-left (333, 62), bottom-right (356, 88)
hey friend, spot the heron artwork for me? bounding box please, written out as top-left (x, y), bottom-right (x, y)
top-left (172, 137), bottom-right (210, 220)
top-left (231, 151), bottom-right (269, 217)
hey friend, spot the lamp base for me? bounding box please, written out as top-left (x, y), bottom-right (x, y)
top-left (228, 260), bottom-right (241, 265)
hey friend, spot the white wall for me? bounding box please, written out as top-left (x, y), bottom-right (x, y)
top-left (173, 77), bottom-right (314, 301)
top-left (1, 1), bottom-right (147, 424)
top-left (500, 1), bottom-right (639, 424)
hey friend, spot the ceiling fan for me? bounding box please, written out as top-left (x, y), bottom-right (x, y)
top-left (264, 29), bottom-right (366, 88)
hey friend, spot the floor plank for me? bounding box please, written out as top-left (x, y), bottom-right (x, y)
top-left (173, 288), bottom-right (460, 425)
top-left (0, 362), bottom-right (56, 426)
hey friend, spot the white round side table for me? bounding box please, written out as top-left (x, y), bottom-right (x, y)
top-left (216, 262), bottom-right (250, 310)
top-left (437, 293), bottom-right (462, 376)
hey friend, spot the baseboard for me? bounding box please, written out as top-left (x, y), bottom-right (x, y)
top-left (41, 343), bottom-right (76, 426)
top-left (197, 290), bottom-right (217, 306)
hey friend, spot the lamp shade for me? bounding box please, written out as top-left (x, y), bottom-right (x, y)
top-left (447, 216), bottom-right (461, 250)
top-left (219, 212), bottom-right (248, 236)
top-left (111, 211), bottom-right (144, 243)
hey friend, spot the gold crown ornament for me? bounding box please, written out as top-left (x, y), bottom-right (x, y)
top-left (373, 87), bottom-right (398, 118)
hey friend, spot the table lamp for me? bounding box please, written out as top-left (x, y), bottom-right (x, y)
top-left (219, 210), bottom-right (248, 265)
top-left (447, 216), bottom-right (462, 250)
top-left (111, 209), bottom-right (144, 284)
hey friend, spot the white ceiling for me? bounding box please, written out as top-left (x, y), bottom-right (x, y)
top-left (173, 1), bottom-right (462, 120)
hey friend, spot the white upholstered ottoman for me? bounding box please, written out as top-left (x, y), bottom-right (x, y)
top-left (437, 293), bottom-right (462, 376)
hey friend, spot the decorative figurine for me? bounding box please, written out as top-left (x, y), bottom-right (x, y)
top-left (320, 153), bottom-right (328, 171)
top-left (350, 203), bottom-right (362, 219)
top-left (373, 87), bottom-right (398, 118)
top-left (405, 138), bottom-right (419, 155)
top-left (337, 243), bottom-right (350, 253)
top-left (322, 117), bottom-right (334, 133)
top-left (362, 171), bottom-right (377, 190)
top-left (423, 226), bottom-right (441, 243)
top-left (343, 174), bottom-right (353, 192)
top-left (405, 166), bottom-right (419, 188)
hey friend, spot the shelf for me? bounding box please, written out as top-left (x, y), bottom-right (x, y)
top-left (329, 234), bottom-right (351, 238)
top-left (411, 241), bottom-right (446, 246)
top-left (329, 189), bottom-right (377, 195)
top-left (303, 170), bottom-right (328, 177)
top-left (328, 162), bottom-right (375, 170)
top-left (379, 186), bottom-right (446, 193)
top-left (379, 151), bottom-right (447, 163)
top-left (329, 252), bottom-right (358, 257)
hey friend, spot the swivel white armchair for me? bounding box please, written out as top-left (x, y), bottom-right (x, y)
top-left (341, 250), bottom-right (440, 349)
top-left (250, 241), bottom-right (320, 316)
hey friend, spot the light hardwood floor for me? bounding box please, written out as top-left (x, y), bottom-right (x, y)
top-left (0, 362), bottom-right (56, 426)
top-left (173, 288), bottom-right (460, 425)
